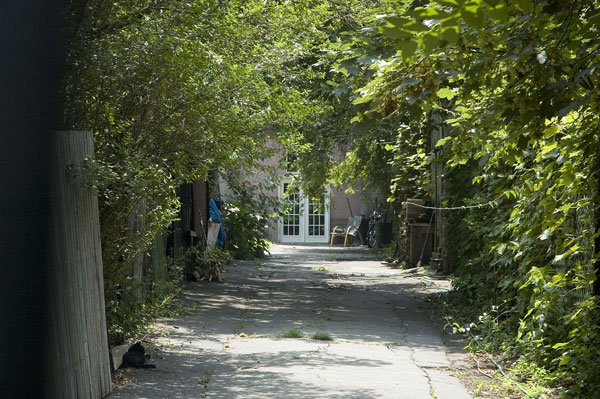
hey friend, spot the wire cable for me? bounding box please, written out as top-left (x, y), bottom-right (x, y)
top-left (404, 193), bottom-right (506, 212)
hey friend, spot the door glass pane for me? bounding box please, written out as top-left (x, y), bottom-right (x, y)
top-left (307, 194), bottom-right (326, 237)
top-left (282, 183), bottom-right (301, 237)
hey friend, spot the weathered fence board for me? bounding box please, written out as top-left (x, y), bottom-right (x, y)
top-left (151, 233), bottom-right (168, 284)
top-left (45, 131), bottom-right (112, 398)
top-left (192, 179), bottom-right (209, 237)
top-left (127, 199), bottom-right (147, 302)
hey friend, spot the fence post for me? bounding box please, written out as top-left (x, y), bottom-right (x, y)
top-left (45, 131), bottom-right (112, 398)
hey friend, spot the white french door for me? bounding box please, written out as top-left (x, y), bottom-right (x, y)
top-left (279, 181), bottom-right (329, 244)
top-left (280, 182), bottom-right (303, 243)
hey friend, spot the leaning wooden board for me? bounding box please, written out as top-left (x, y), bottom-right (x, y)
top-left (111, 344), bottom-right (131, 371)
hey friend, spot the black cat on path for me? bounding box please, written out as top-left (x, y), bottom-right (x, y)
top-left (121, 342), bottom-right (156, 369)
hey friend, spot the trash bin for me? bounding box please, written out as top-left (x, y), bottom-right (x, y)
top-left (374, 222), bottom-right (393, 247)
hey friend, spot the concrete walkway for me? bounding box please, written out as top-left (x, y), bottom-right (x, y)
top-left (112, 244), bottom-right (472, 399)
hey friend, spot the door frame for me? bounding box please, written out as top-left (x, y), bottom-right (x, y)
top-left (278, 179), bottom-right (330, 244)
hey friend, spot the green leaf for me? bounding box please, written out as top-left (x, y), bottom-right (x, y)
top-left (338, 59), bottom-right (361, 76)
top-left (423, 33), bottom-right (440, 53)
top-left (402, 20), bottom-right (429, 32)
top-left (441, 26), bottom-right (459, 44)
top-left (386, 16), bottom-right (411, 27)
top-left (333, 84), bottom-right (349, 97)
top-left (394, 77), bottom-right (422, 92)
top-left (510, 0), bottom-right (533, 13)
top-left (540, 142), bottom-right (557, 156)
top-left (559, 355), bottom-right (572, 366)
top-left (549, 274), bottom-right (565, 287)
top-left (438, 0), bottom-right (460, 6)
top-left (543, 125), bottom-right (560, 138)
top-left (406, 92), bottom-right (424, 105)
top-left (559, 162), bottom-right (576, 185)
top-left (586, 272), bottom-right (597, 284)
top-left (352, 93), bottom-right (373, 105)
top-left (461, 5), bottom-right (485, 29)
top-left (437, 87), bottom-right (456, 99)
top-left (553, 244), bottom-right (580, 263)
top-left (435, 136), bottom-right (453, 147)
top-left (411, 7), bottom-right (449, 19)
top-left (488, 3), bottom-right (509, 23)
top-left (400, 39), bottom-right (419, 60)
top-left (496, 243), bottom-right (506, 254)
top-left (380, 26), bottom-right (412, 40)
top-left (559, 203), bottom-right (572, 213)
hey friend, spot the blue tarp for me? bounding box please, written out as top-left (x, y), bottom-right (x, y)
top-left (209, 198), bottom-right (226, 246)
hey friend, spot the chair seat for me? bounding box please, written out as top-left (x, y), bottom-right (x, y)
top-left (330, 216), bottom-right (364, 247)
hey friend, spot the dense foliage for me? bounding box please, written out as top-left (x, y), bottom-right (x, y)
top-left (219, 168), bottom-right (279, 259)
top-left (305, 0), bottom-right (600, 396)
top-left (59, 0), bottom-right (359, 342)
top-left (59, 0), bottom-right (600, 393)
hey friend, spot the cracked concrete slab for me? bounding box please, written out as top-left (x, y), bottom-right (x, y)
top-left (111, 244), bottom-right (472, 399)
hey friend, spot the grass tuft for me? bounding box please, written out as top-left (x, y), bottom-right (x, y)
top-left (311, 331), bottom-right (333, 341)
top-left (283, 328), bottom-right (305, 338)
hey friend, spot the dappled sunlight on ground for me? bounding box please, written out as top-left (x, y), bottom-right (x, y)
top-left (113, 244), bottom-right (471, 399)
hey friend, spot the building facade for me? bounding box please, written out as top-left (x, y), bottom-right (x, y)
top-left (217, 142), bottom-right (367, 245)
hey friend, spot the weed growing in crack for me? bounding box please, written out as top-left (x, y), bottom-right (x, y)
top-left (311, 331), bottom-right (333, 341)
top-left (198, 372), bottom-right (211, 388)
top-left (283, 328), bottom-right (305, 338)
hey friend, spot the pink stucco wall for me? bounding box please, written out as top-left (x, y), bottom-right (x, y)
top-left (251, 140), bottom-right (365, 243)
top-left (328, 144), bottom-right (363, 229)
top-left (329, 183), bottom-right (362, 230)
